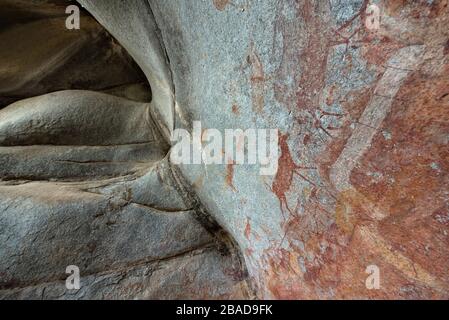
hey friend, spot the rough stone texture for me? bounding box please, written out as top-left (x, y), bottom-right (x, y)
top-left (0, 181), bottom-right (211, 288)
top-left (77, 0), bottom-right (176, 142)
top-left (0, 150), bottom-right (249, 299)
top-left (1, 0), bottom-right (448, 300)
top-left (0, 246), bottom-right (248, 300)
top-left (0, 143), bottom-right (164, 181)
top-left (79, 0), bottom-right (449, 299)
top-left (0, 90), bottom-right (160, 146)
top-left (0, 2), bottom-right (148, 109)
top-left (0, 1), bottom-right (249, 300)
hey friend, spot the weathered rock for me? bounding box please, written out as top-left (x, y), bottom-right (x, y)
top-left (0, 154), bottom-right (249, 299)
top-left (79, 0), bottom-right (449, 299)
top-left (91, 158), bottom-right (189, 211)
top-left (0, 1), bottom-right (249, 300)
top-left (0, 90), bottom-right (159, 146)
top-left (0, 13), bottom-right (147, 108)
top-left (0, 246), bottom-right (248, 300)
top-left (2, 0), bottom-right (447, 300)
top-left (102, 83), bottom-right (152, 103)
top-left (0, 144), bottom-right (163, 181)
top-left (0, 181), bottom-right (213, 288)
top-left (77, 0), bottom-right (176, 141)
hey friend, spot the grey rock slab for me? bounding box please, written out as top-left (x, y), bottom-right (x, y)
top-left (0, 182), bottom-right (213, 289)
top-left (0, 143), bottom-right (165, 181)
top-left (0, 90), bottom-right (157, 146)
top-left (91, 157), bottom-right (189, 212)
top-left (78, 0), bottom-right (175, 142)
top-left (0, 247), bottom-right (248, 300)
top-left (143, 0), bottom-right (287, 279)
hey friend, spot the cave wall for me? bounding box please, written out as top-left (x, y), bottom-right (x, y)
top-left (148, 0), bottom-right (449, 299)
top-left (77, 0), bottom-right (449, 299)
top-left (0, 0), bottom-right (249, 300)
top-left (76, 0), bottom-right (175, 142)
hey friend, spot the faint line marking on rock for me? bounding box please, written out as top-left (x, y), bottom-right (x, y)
top-left (357, 225), bottom-right (447, 293)
top-left (328, 44), bottom-right (446, 292)
top-left (244, 218), bottom-right (251, 240)
top-left (231, 104), bottom-right (240, 115)
top-left (271, 133), bottom-right (316, 220)
top-left (444, 39), bottom-right (449, 55)
top-left (248, 44), bottom-right (265, 114)
top-left (225, 160), bottom-right (237, 192)
top-left (330, 45), bottom-right (425, 223)
top-left (330, 45), bottom-right (447, 292)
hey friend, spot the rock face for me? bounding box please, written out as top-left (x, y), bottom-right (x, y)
top-left (0, 1), bottom-right (249, 300)
top-left (0, 1), bottom-right (149, 109)
top-left (1, 0), bottom-right (448, 300)
top-left (73, 0), bottom-right (176, 142)
top-left (79, 0), bottom-right (449, 299)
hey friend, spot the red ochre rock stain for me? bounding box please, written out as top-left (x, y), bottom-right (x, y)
top-left (267, 248), bottom-right (295, 275)
top-left (361, 35), bottom-right (403, 67)
top-left (294, 0), bottom-right (345, 137)
top-left (334, 189), bottom-right (365, 235)
top-left (231, 104), bottom-right (240, 115)
top-left (271, 133), bottom-right (316, 219)
top-left (213, 0), bottom-right (230, 11)
top-left (245, 247), bottom-right (254, 258)
top-left (303, 133), bottom-right (311, 146)
top-left (225, 160), bottom-right (236, 191)
top-left (444, 39), bottom-right (449, 55)
top-left (385, 0), bottom-right (407, 15)
top-left (318, 87), bottom-right (372, 184)
top-left (264, 248), bottom-right (306, 299)
top-left (326, 85), bottom-right (337, 106)
top-left (244, 218), bottom-right (251, 240)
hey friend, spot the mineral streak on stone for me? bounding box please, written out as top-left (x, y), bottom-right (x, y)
top-left (0, 0), bottom-right (249, 300)
top-left (1, 0), bottom-right (448, 300)
top-left (129, 0), bottom-right (447, 299)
